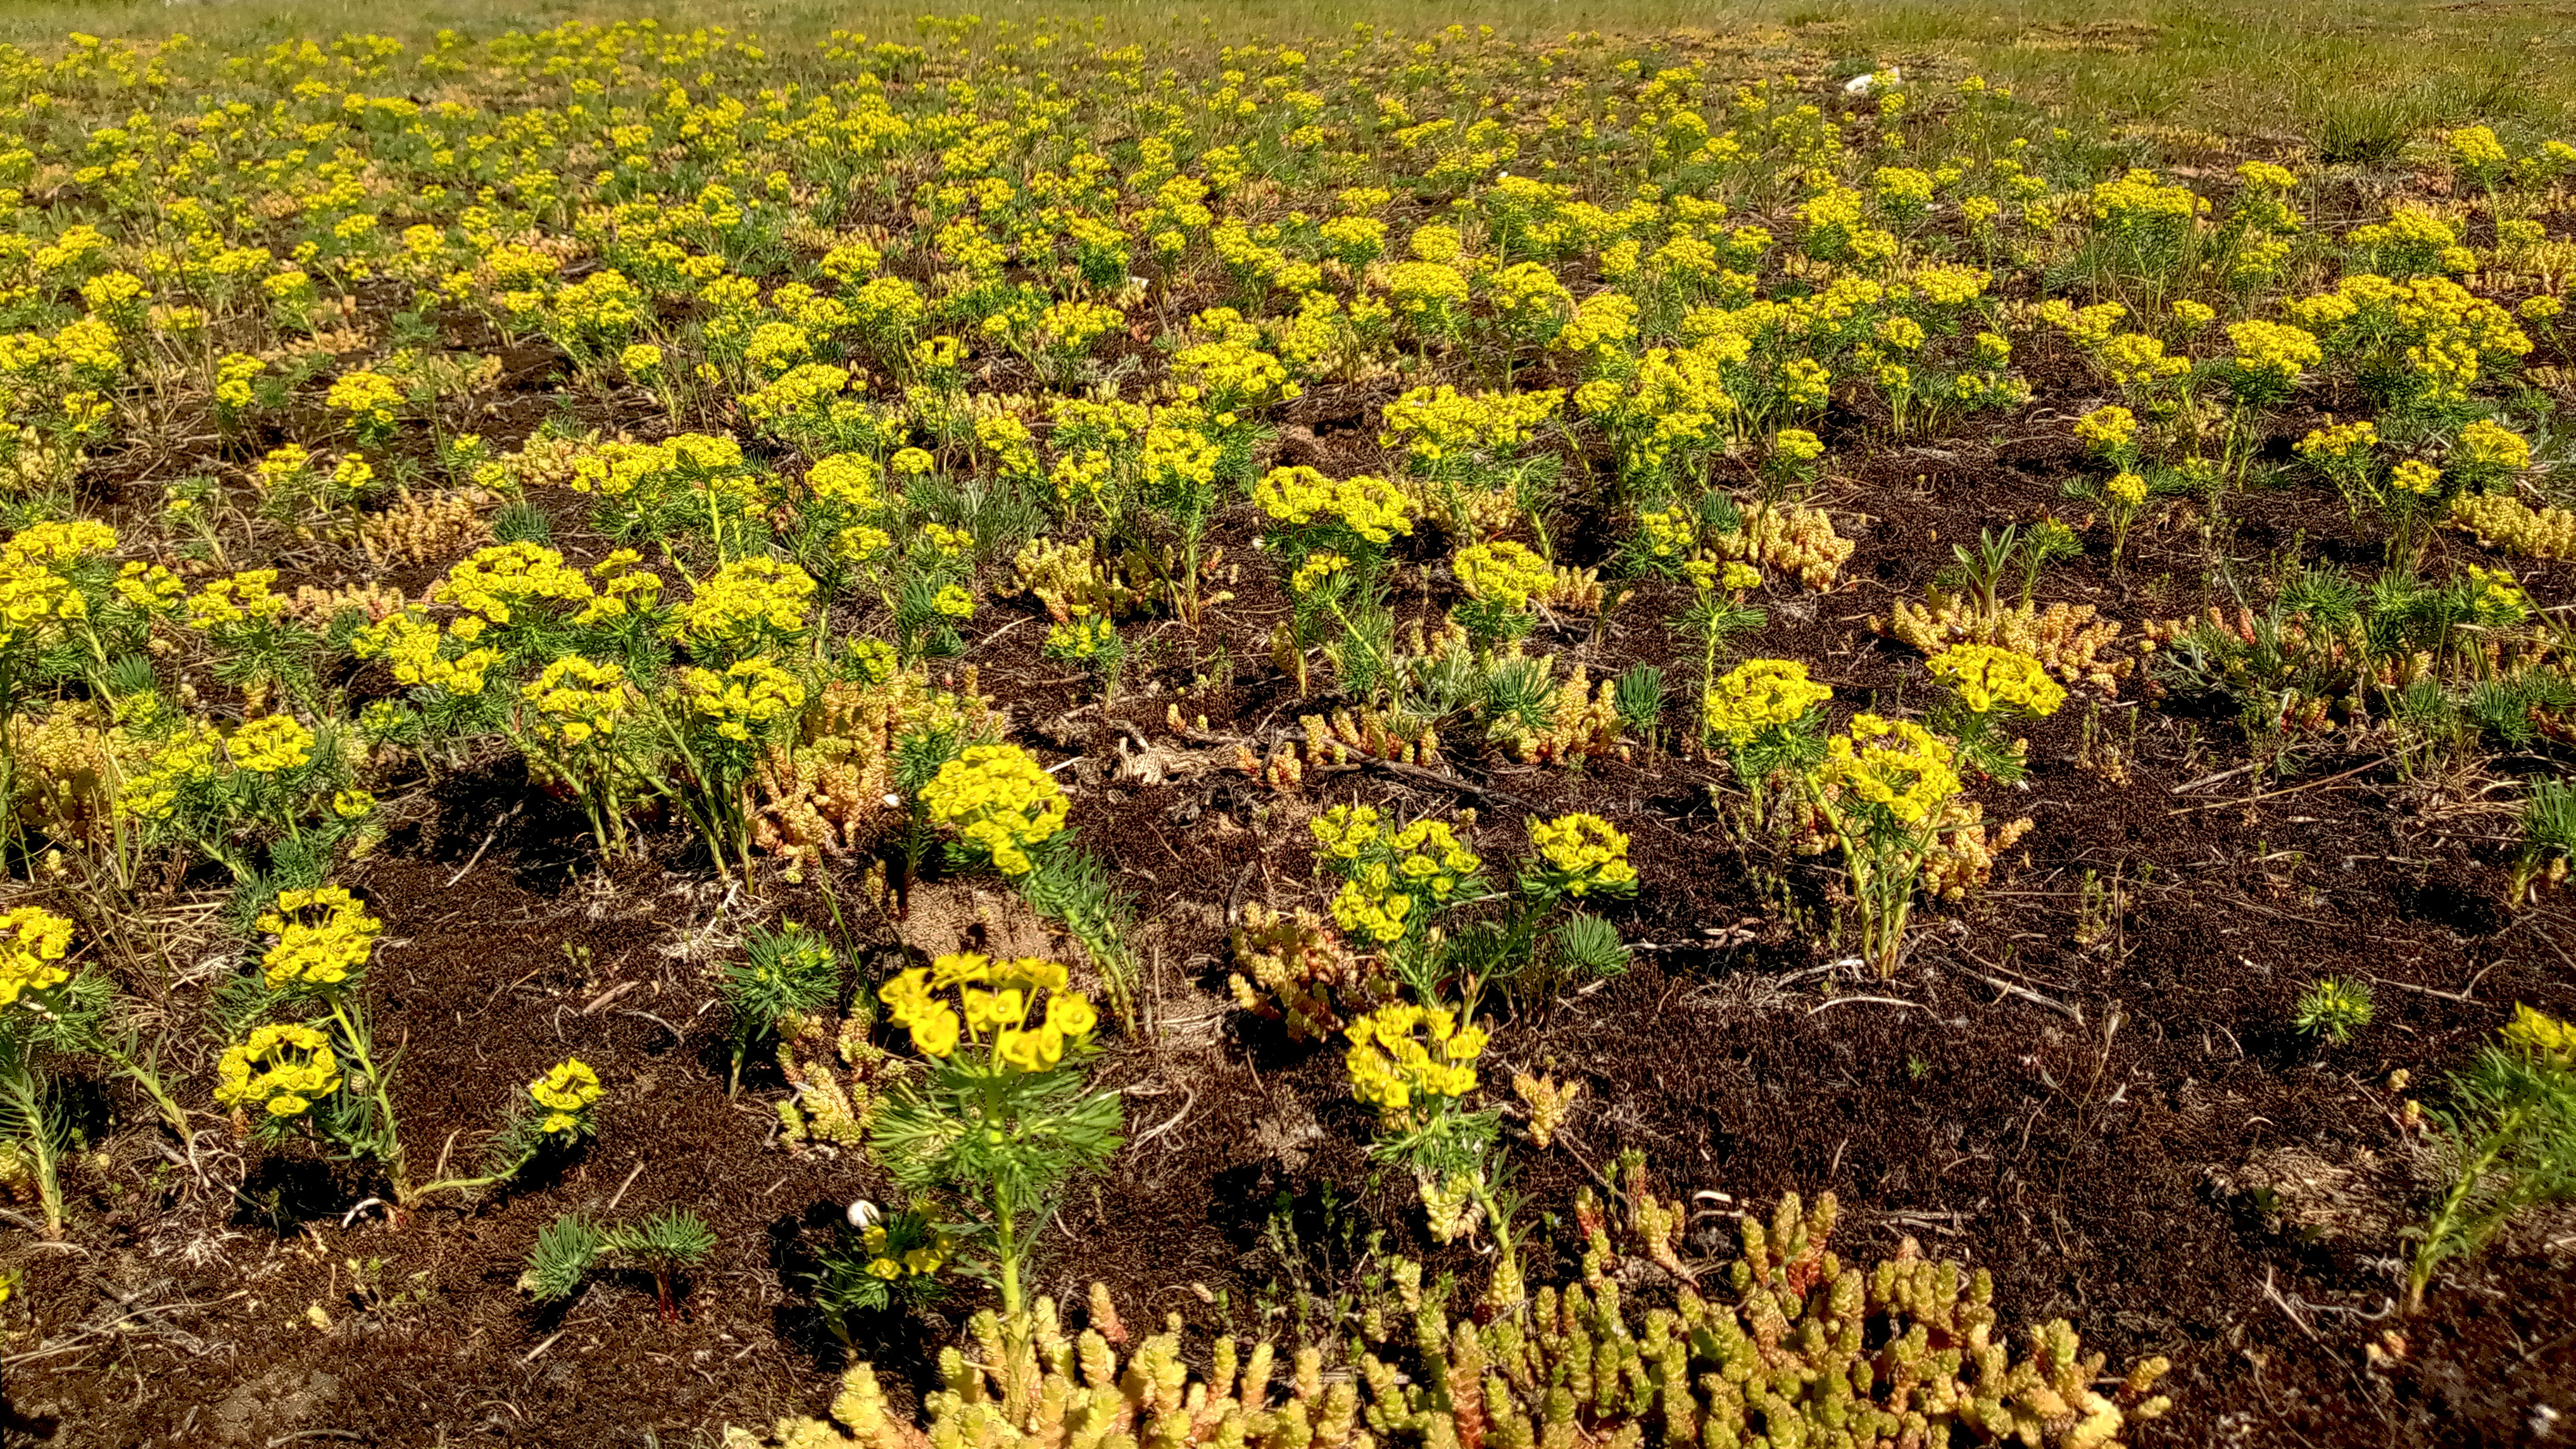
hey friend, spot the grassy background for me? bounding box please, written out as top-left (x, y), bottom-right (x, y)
top-left (4, 0), bottom-right (2572, 150)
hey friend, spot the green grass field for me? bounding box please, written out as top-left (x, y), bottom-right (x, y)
top-left (13, 0), bottom-right (2574, 148)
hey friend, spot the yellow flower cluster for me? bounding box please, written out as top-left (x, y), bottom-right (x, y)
top-left (257, 886), bottom-right (382, 990)
top-left (1452, 540), bottom-right (1553, 611)
top-left (805, 451), bottom-right (886, 511)
top-left (227, 713), bottom-right (314, 774)
top-left (1378, 386), bottom-right (1564, 467)
top-left (1928, 644), bottom-right (2066, 716)
top-left (2502, 1003), bottom-right (2576, 1071)
top-left (681, 656), bottom-right (806, 743)
top-left (1813, 715), bottom-right (1960, 826)
top-left (2225, 320), bottom-right (2322, 388)
top-left (184, 568), bottom-right (289, 631)
top-left (1344, 1001), bottom-right (1485, 1119)
top-left (528, 1058), bottom-right (605, 1136)
top-left (861, 1220), bottom-right (953, 1281)
top-left (1331, 866), bottom-right (1413, 945)
top-left (567, 434), bottom-right (749, 500)
top-left (1704, 658), bottom-right (1834, 747)
top-left (434, 542), bottom-right (594, 627)
top-left (522, 656), bottom-right (632, 746)
top-left (879, 952), bottom-right (1096, 1069)
top-left (1043, 613), bottom-right (1117, 662)
top-left (1253, 465), bottom-right (1416, 546)
top-left (0, 520), bottom-right (115, 648)
top-left (922, 743), bottom-right (1067, 876)
top-left (215, 1023), bottom-right (341, 1119)
top-left (2296, 418), bottom-right (2377, 464)
top-left (1291, 552), bottom-right (1351, 594)
top-left (324, 368), bottom-right (404, 427)
top-left (2072, 405), bottom-right (2139, 456)
top-left (355, 608), bottom-right (501, 696)
top-left (2454, 418), bottom-right (2531, 475)
top-left (0, 906), bottom-right (74, 1009)
top-left (1525, 812), bottom-right (1638, 896)
top-left (672, 557), bottom-right (815, 654)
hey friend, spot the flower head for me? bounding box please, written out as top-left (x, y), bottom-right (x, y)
top-left (256, 886), bottom-right (380, 991)
top-left (529, 1058), bottom-right (605, 1136)
top-left (0, 907), bottom-right (75, 1009)
top-left (215, 1023), bottom-right (341, 1119)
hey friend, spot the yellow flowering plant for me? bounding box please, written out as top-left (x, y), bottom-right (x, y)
top-left (920, 743), bottom-right (1067, 879)
top-left (232, 884), bottom-right (415, 1191)
top-left (1451, 539), bottom-right (1554, 653)
top-left (1258, 465), bottom-right (1416, 698)
top-left (116, 707), bottom-right (357, 884)
top-left (510, 655), bottom-right (651, 860)
top-left (813, 1204), bottom-right (955, 1338)
top-left (1343, 999), bottom-right (1520, 1264)
top-left (649, 654), bottom-right (808, 882)
top-left (0, 906), bottom-right (192, 1173)
top-left (1703, 656), bottom-right (1833, 775)
top-left (412, 1057), bottom-right (607, 1201)
top-left (213, 1022), bottom-right (342, 1121)
top-left (1800, 713), bottom-right (1968, 977)
top-left (870, 951), bottom-right (1121, 1343)
top-left (1925, 643), bottom-right (2064, 781)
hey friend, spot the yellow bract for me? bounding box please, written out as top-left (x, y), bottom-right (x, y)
top-left (215, 1023), bottom-right (341, 1118)
top-left (529, 1058), bottom-right (605, 1136)
top-left (0, 906), bottom-right (74, 1009)
top-left (226, 714), bottom-right (314, 774)
top-left (257, 886), bottom-right (382, 991)
top-left (879, 951), bottom-right (1094, 1071)
top-left (1525, 812), bottom-right (1637, 896)
top-left (1928, 644), bottom-right (2066, 717)
top-left (922, 743), bottom-right (1067, 877)
top-left (1344, 1001), bottom-right (1484, 1122)
top-left (1813, 714), bottom-right (1960, 827)
top-left (682, 656), bottom-right (805, 744)
top-left (1453, 540), bottom-right (1553, 611)
top-left (1253, 465), bottom-right (1415, 546)
top-left (1704, 658), bottom-right (1833, 748)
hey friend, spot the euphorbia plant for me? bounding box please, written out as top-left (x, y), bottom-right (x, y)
top-left (1799, 714), bottom-right (1964, 978)
top-left (867, 952), bottom-right (1121, 1347)
top-left (217, 886), bottom-right (412, 1196)
top-left (1342, 999), bottom-right (1525, 1305)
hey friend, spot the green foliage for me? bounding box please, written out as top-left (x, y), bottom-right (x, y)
top-left (607, 1208), bottom-right (719, 1322)
top-left (1552, 912), bottom-right (1632, 978)
top-left (2292, 976), bottom-right (2375, 1045)
top-left (722, 920), bottom-right (842, 1093)
top-left (2407, 1007), bottom-right (2576, 1312)
top-left (520, 1212), bottom-right (606, 1302)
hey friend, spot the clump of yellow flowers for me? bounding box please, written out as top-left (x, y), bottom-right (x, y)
top-left (529, 1058), bottom-right (606, 1136)
top-left (1929, 644), bottom-right (2066, 717)
top-left (0, 906), bottom-right (74, 1009)
top-left (1522, 813), bottom-right (1639, 899)
top-left (1345, 1001), bottom-right (1486, 1126)
top-left (880, 952), bottom-right (1098, 1070)
top-left (921, 743), bottom-right (1067, 877)
top-left (1704, 657), bottom-right (1833, 753)
top-left (1797, 714), bottom-right (1987, 977)
top-left (867, 950), bottom-right (1120, 1327)
top-left (256, 886), bottom-right (381, 990)
top-left (215, 1023), bottom-right (341, 1119)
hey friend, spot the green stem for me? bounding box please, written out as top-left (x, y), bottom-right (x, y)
top-left (330, 996), bottom-right (408, 1200)
top-left (2406, 1113), bottom-right (2518, 1313)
